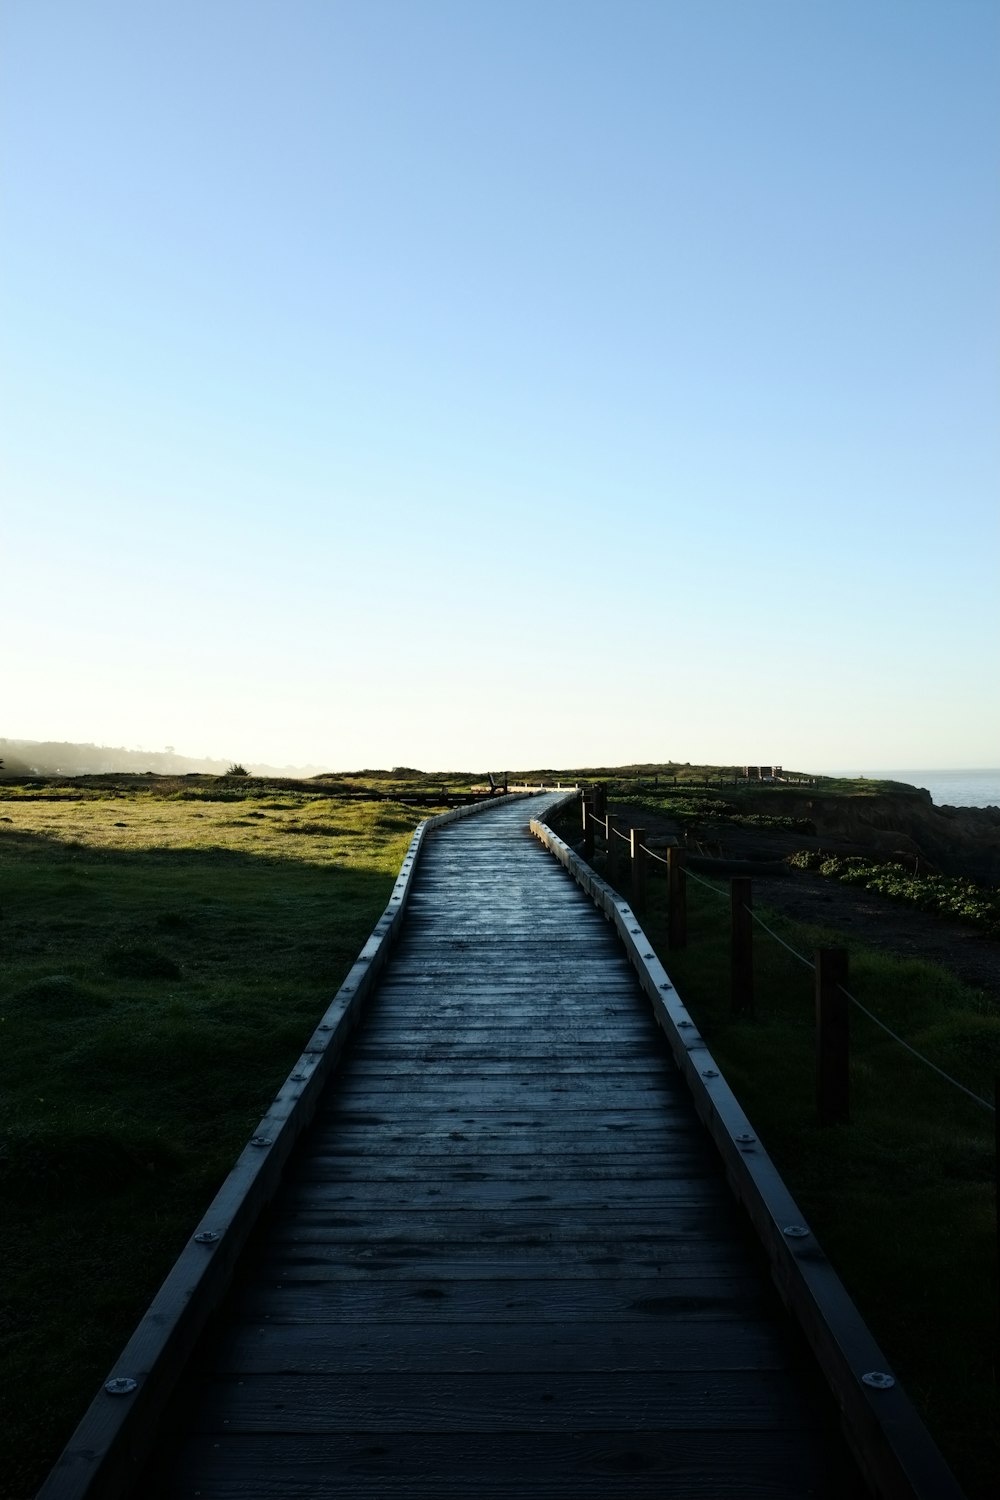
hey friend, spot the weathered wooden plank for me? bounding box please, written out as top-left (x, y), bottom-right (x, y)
top-left (296, 1154), bottom-right (716, 1180)
top-left (354, 1025), bottom-right (666, 1042)
top-left (353, 1030), bottom-right (662, 1046)
top-left (330, 1084), bottom-right (679, 1110)
top-left (354, 1030), bottom-right (660, 1046)
top-left (376, 968), bottom-right (633, 980)
top-left (305, 1132), bottom-right (708, 1156)
top-left (380, 949), bottom-right (632, 961)
top-left (320, 1105), bottom-right (693, 1127)
top-left (191, 1368), bottom-right (822, 1432)
top-left (374, 975), bottom-right (644, 987)
top-left (371, 982), bottom-right (636, 997)
top-left (213, 1318), bottom-right (790, 1373)
top-left (368, 993), bottom-right (654, 1007)
top-left (274, 1198), bottom-right (738, 1232)
top-left (247, 1245), bottom-right (751, 1279)
top-left (340, 1059), bottom-right (675, 1077)
top-left (390, 945), bottom-right (624, 958)
top-left (235, 1275), bottom-right (771, 1323)
top-left (164, 1431), bottom-right (863, 1499)
top-left (281, 1178), bottom-right (723, 1210)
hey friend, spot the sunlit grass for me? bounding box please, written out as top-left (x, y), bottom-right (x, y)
top-left (0, 784), bottom-right (441, 1499)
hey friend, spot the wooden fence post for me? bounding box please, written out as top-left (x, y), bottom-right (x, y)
top-left (592, 784), bottom-right (607, 869)
top-left (631, 827), bottom-right (646, 910)
top-left (667, 848), bottom-right (687, 949)
top-left (816, 948), bottom-right (849, 1125)
top-left (582, 791), bottom-right (594, 863)
top-left (731, 876), bottom-right (754, 1017)
top-left (606, 815), bottom-right (619, 881)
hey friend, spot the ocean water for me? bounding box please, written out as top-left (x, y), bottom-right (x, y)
top-left (827, 769), bottom-right (1000, 809)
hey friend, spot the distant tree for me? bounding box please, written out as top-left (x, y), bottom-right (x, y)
top-left (225, 763), bottom-right (250, 777)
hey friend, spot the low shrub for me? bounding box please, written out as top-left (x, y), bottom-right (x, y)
top-left (788, 851), bottom-right (1000, 937)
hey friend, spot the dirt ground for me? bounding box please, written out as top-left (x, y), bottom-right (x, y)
top-left (609, 802), bottom-right (1000, 1004)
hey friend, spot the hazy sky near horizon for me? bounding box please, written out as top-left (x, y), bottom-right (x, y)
top-left (3, 0), bottom-right (998, 772)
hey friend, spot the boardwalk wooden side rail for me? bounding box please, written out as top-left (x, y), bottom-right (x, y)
top-left (580, 785), bottom-right (688, 936)
top-left (576, 785), bottom-right (1000, 1368)
top-left (37, 791), bottom-right (537, 1500)
top-left (531, 796), bottom-right (965, 1500)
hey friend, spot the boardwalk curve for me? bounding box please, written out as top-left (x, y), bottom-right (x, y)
top-left (133, 794), bottom-right (865, 1498)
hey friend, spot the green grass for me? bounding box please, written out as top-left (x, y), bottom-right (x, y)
top-left (808, 775), bottom-right (931, 796)
top-left (611, 786), bottom-right (817, 833)
top-left (0, 767), bottom-right (483, 810)
top-left (511, 762), bottom-right (924, 798)
top-left (2, 767), bottom-right (985, 1494)
top-left (550, 806), bottom-right (999, 1499)
top-left (0, 782), bottom-right (443, 1499)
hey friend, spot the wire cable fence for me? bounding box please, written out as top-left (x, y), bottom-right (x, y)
top-left (579, 791), bottom-right (996, 1115)
top-left (568, 783), bottom-right (999, 1448)
top-left (667, 860), bottom-right (995, 1112)
top-left (681, 864), bottom-right (727, 896)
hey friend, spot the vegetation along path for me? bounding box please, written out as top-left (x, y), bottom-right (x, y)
top-left (127, 795), bottom-right (865, 1499)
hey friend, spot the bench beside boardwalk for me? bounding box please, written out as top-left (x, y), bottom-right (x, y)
top-left (146, 795), bottom-right (865, 1498)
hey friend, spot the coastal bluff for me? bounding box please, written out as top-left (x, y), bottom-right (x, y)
top-left (742, 786), bottom-right (1000, 884)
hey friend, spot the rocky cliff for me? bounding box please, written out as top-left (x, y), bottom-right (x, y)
top-left (741, 787), bottom-right (1000, 884)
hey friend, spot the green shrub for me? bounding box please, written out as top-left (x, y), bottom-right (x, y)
top-left (788, 851), bottom-right (1000, 937)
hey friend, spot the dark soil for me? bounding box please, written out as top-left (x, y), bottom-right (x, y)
top-left (610, 802), bottom-right (1000, 1005)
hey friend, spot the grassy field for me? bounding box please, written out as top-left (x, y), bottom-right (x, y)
top-left (548, 802), bottom-right (999, 1498)
top-left (515, 762), bottom-right (920, 796)
top-left (3, 763), bottom-right (988, 1495)
top-left (0, 777), bottom-right (445, 1500)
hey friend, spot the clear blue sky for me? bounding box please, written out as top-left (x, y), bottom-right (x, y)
top-left (3, 0), bottom-right (997, 771)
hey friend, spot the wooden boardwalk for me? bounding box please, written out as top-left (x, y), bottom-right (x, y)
top-left (145, 795), bottom-right (866, 1498)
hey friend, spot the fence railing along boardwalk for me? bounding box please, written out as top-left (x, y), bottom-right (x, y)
top-left (531, 799), bottom-right (966, 1500)
top-left (39, 793), bottom-right (964, 1500)
top-left (579, 784), bottom-right (998, 1122)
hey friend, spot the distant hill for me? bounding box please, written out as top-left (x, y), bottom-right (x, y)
top-left (0, 738), bottom-right (324, 779)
